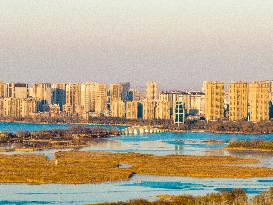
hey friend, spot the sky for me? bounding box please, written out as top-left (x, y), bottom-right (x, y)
top-left (0, 0), bottom-right (273, 91)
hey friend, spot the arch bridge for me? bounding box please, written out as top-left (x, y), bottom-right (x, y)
top-left (122, 126), bottom-right (168, 135)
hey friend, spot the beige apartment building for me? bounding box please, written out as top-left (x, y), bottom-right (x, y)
top-left (65, 83), bottom-right (81, 114)
top-left (126, 101), bottom-right (139, 119)
top-left (80, 82), bottom-right (96, 114)
top-left (142, 100), bottom-right (156, 120)
top-left (229, 82), bottom-right (249, 121)
top-left (14, 83), bottom-right (29, 99)
top-left (109, 83), bottom-right (123, 103)
top-left (32, 83), bottom-right (52, 112)
top-left (32, 83), bottom-right (51, 102)
top-left (20, 98), bottom-right (36, 117)
top-left (146, 81), bottom-right (158, 101)
top-left (204, 81), bottom-right (224, 121)
top-left (249, 81), bottom-right (270, 122)
top-left (3, 83), bottom-right (15, 98)
top-left (0, 97), bottom-right (36, 117)
top-left (155, 100), bottom-right (171, 120)
top-left (0, 82), bottom-right (4, 97)
top-left (188, 92), bottom-right (205, 116)
top-left (110, 100), bottom-right (125, 118)
top-left (94, 83), bottom-right (107, 114)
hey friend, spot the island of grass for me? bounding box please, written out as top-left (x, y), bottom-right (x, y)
top-left (0, 152), bottom-right (273, 184)
top-left (226, 140), bottom-right (273, 152)
top-left (0, 125), bottom-right (121, 151)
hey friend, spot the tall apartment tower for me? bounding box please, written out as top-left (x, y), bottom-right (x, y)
top-left (204, 81), bottom-right (224, 121)
top-left (109, 83), bottom-right (123, 103)
top-left (80, 82), bottom-right (96, 114)
top-left (155, 100), bottom-right (171, 120)
top-left (3, 83), bottom-right (15, 98)
top-left (109, 82), bottom-right (130, 102)
top-left (126, 101), bottom-right (139, 119)
top-left (52, 83), bottom-right (66, 111)
top-left (249, 81), bottom-right (270, 122)
top-left (128, 89), bottom-right (136, 101)
top-left (65, 83), bottom-right (81, 114)
top-left (110, 100), bottom-right (125, 118)
top-left (142, 100), bottom-right (156, 120)
top-left (94, 83), bottom-right (107, 113)
top-left (0, 82), bottom-right (4, 97)
top-left (32, 83), bottom-right (52, 112)
top-left (229, 82), bottom-right (249, 121)
top-left (14, 83), bottom-right (29, 99)
top-left (121, 82), bottom-right (130, 101)
top-left (146, 81), bottom-right (157, 101)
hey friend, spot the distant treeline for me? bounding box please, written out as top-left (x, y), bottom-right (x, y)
top-left (227, 140), bottom-right (273, 151)
top-left (91, 188), bottom-right (273, 205)
top-left (0, 116), bottom-right (172, 127)
top-left (172, 120), bottom-right (273, 134)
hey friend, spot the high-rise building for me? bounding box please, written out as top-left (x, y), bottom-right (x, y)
top-left (52, 83), bottom-right (66, 111)
top-left (109, 82), bottom-right (130, 102)
top-left (159, 91), bottom-right (181, 118)
top-left (128, 89), bottom-right (136, 101)
top-left (174, 101), bottom-right (185, 125)
top-left (142, 100), bottom-right (156, 120)
top-left (249, 81), bottom-right (270, 122)
top-left (3, 83), bottom-right (15, 98)
top-left (80, 82), bottom-right (96, 114)
top-left (146, 81), bottom-right (157, 101)
top-left (94, 83), bottom-right (107, 114)
top-left (110, 100), bottom-right (125, 118)
top-left (65, 83), bottom-right (81, 114)
top-left (1, 98), bottom-right (19, 117)
top-left (269, 80), bottom-right (273, 102)
top-left (20, 98), bottom-right (36, 117)
top-left (109, 83), bottom-right (123, 103)
top-left (0, 98), bottom-right (3, 116)
top-left (0, 82), bottom-right (4, 97)
top-left (126, 101), bottom-right (139, 119)
top-left (204, 81), bottom-right (224, 121)
top-left (229, 82), bottom-right (248, 121)
top-left (155, 100), bottom-right (171, 120)
top-left (121, 82), bottom-right (130, 101)
top-left (32, 83), bottom-right (52, 112)
top-left (0, 97), bottom-right (35, 117)
top-left (14, 83), bottom-right (29, 99)
top-left (188, 91), bottom-right (205, 116)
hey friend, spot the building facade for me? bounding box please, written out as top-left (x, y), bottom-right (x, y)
top-left (146, 81), bottom-right (157, 101)
top-left (204, 81), bottom-right (224, 121)
top-left (229, 82), bottom-right (248, 121)
top-left (249, 81), bottom-right (270, 122)
top-left (110, 100), bottom-right (125, 118)
top-left (52, 83), bottom-right (66, 111)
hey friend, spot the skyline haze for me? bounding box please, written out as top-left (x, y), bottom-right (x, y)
top-left (1, 0), bottom-right (273, 91)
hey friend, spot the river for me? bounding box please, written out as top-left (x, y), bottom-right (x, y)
top-left (0, 122), bottom-right (272, 205)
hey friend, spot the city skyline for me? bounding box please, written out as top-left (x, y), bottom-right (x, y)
top-left (1, 1), bottom-right (273, 90)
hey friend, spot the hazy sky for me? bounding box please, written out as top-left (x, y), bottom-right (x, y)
top-left (0, 0), bottom-right (273, 90)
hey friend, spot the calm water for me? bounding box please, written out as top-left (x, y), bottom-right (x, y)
top-left (0, 122), bottom-right (273, 204)
top-left (0, 122), bottom-right (127, 133)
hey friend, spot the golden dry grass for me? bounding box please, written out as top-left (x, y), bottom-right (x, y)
top-left (0, 152), bottom-right (272, 184)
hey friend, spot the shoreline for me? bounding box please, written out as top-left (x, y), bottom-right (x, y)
top-left (1, 120), bottom-right (273, 135)
top-left (224, 147), bottom-right (273, 153)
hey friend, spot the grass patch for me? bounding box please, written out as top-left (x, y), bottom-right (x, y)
top-left (0, 152), bottom-right (272, 184)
